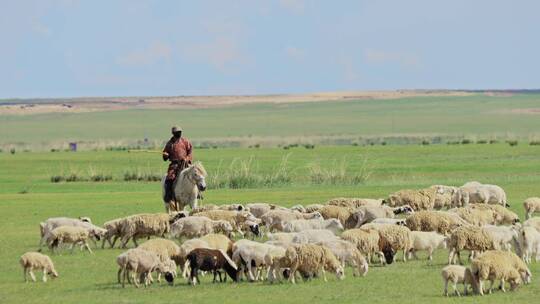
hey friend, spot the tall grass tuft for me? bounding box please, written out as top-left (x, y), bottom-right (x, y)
top-left (308, 157), bottom-right (372, 185)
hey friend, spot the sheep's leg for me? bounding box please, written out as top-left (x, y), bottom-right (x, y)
top-left (289, 267), bottom-right (297, 284)
top-left (117, 267), bottom-right (123, 283)
top-left (246, 260), bottom-right (256, 282)
top-left (444, 280), bottom-right (449, 296)
top-left (448, 248), bottom-right (455, 264)
top-left (488, 280), bottom-right (494, 294)
top-left (402, 249), bottom-right (407, 262)
top-left (23, 268), bottom-right (28, 282)
top-left (84, 242), bottom-right (94, 254)
top-left (456, 251), bottom-right (463, 265)
top-left (132, 237), bottom-right (139, 247)
top-left (500, 279), bottom-right (506, 293)
top-left (120, 235), bottom-right (130, 249)
top-left (42, 270), bottom-right (47, 283)
top-left (182, 260), bottom-right (190, 279)
top-left (110, 236), bottom-right (118, 248)
top-left (190, 267), bottom-right (197, 285)
top-left (122, 268), bottom-right (127, 288)
top-left (132, 271), bottom-right (140, 288)
top-left (29, 269), bottom-right (36, 282)
top-left (427, 248), bottom-right (433, 262)
top-left (453, 279), bottom-right (460, 297)
top-left (478, 280), bottom-right (484, 296)
top-left (321, 267), bottom-right (327, 282)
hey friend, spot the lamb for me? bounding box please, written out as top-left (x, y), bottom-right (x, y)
top-left (405, 210), bottom-right (468, 235)
top-left (441, 265), bottom-right (475, 296)
top-left (341, 228), bottom-right (381, 263)
top-left (471, 250), bottom-right (523, 295)
top-left (353, 205), bottom-right (414, 227)
top-left (371, 218), bottom-right (406, 226)
top-left (291, 229), bottom-right (338, 244)
top-left (117, 213), bottom-right (173, 248)
top-left (409, 231), bottom-right (448, 263)
top-left (383, 188), bottom-right (438, 211)
top-left (469, 204), bottom-right (520, 225)
top-left (138, 238), bottom-right (182, 284)
top-left (38, 217), bottom-right (106, 250)
top-left (117, 248), bottom-right (171, 288)
top-left (283, 218), bottom-right (344, 234)
top-left (170, 216), bottom-right (233, 239)
top-left (447, 226), bottom-right (498, 265)
top-left (231, 239), bottom-right (285, 282)
top-left (524, 197), bottom-right (540, 219)
top-left (261, 210), bottom-right (322, 232)
top-left (101, 218), bottom-right (124, 249)
top-left (284, 244), bottom-right (345, 283)
top-left (20, 252), bottom-right (59, 282)
top-left (47, 226), bottom-right (95, 254)
top-left (519, 226), bottom-right (540, 264)
top-left (327, 197), bottom-right (383, 208)
top-left (456, 182), bottom-right (508, 207)
top-left (317, 240), bottom-right (369, 277)
top-left (186, 248), bottom-right (239, 285)
top-left (481, 225), bottom-right (520, 251)
top-left (193, 210), bottom-right (257, 236)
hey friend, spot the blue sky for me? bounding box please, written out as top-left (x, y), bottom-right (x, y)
top-left (1, 0), bottom-right (539, 98)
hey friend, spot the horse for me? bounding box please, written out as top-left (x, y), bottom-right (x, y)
top-left (161, 161), bottom-right (207, 213)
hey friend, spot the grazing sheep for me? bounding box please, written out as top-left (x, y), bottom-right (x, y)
top-left (405, 211), bottom-right (468, 235)
top-left (353, 205), bottom-right (414, 227)
top-left (186, 248), bottom-right (239, 285)
top-left (341, 228), bottom-right (381, 263)
top-left (317, 240), bottom-right (369, 277)
top-left (138, 238), bottom-right (182, 284)
top-left (366, 224), bottom-right (413, 264)
top-left (519, 226), bottom-right (540, 264)
top-left (524, 197), bottom-right (540, 219)
top-left (441, 265), bottom-right (475, 296)
top-left (383, 188), bottom-right (438, 211)
top-left (481, 225), bottom-right (520, 251)
top-left (327, 197), bottom-right (383, 208)
top-left (178, 239), bottom-right (211, 278)
top-left (240, 219), bottom-right (262, 239)
top-left (20, 252), bottom-right (58, 282)
top-left (448, 226), bottom-right (498, 265)
top-left (284, 244), bottom-right (345, 284)
top-left (47, 226), bottom-right (95, 254)
top-left (371, 218), bottom-right (406, 226)
top-left (231, 239), bottom-right (284, 282)
top-left (318, 205), bottom-right (356, 228)
top-left (469, 204), bottom-right (519, 225)
top-left (200, 234), bottom-right (234, 257)
top-left (456, 182), bottom-right (508, 207)
top-left (283, 218), bottom-right (344, 234)
top-left (471, 250), bottom-right (524, 295)
top-left (305, 204), bottom-right (325, 213)
top-left (117, 213), bottom-right (172, 248)
top-left (170, 216), bottom-right (233, 239)
top-left (449, 206), bottom-right (501, 226)
top-left (245, 203), bottom-right (286, 218)
top-left (101, 218), bottom-right (123, 249)
top-left (217, 203), bottom-right (246, 211)
top-left (193, 210), bottom-right (257, 236)
top-left (39, 217), bottom-right (106, 250)
top-left (261, 210), bottom-right (322, 232)
top-left (117, 248), bottom-right (170, 288)
top-left (409, 231), bottom-right (448, 262)
top-left (291, 229), bottom-right (338, 244)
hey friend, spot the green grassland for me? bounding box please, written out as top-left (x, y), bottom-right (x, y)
top-left (1, 144), bottom-right (540, 304)
top-left (2, 94), bottom-right (540, 147)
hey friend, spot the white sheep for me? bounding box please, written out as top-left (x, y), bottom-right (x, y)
top-left (283, 218), bottom-right (344, 234)
top-left (47, 226), bottom-right (95, 254)
top-left (117, 248), bottom-right (169, 288)
top-left (39, 217), bottom-right (106, 250)
top-left (20, 252), bottom-right (59, 282)
top-left (232, 239), bottom-right (285, 282)
top-left (291, 229), bottom-right (338, 244)
top-left (524, 197), bottom-right (540, 219)
top-left (170, 216), bottom-right (233, 239)
top-left (471, 250), bottom-right (524, 295)
top-left (245, 203), bottom-right (284, 218)
top-left (117, 213), bottom-right (172, 248)
top-left (456, 181), bottom-right (508, 207)
top-left (370, 218), bottom-right (406, 226)
top-left (317, 240), bottom-right (369, 277)
top-left (519, 226), bottom-right (540, 264)
top-left (441, 265), bottom-right (475, 296)
top-left (261, 210), bottom-right (322, 232)
top-left (481, 225), bottom-right (520, 251)
top-left (284, 244), bottom-right (345, 283)
top-left (447, 226), bottom-right (498, 265)
top-left (409, 231), bottom-right (448, 263)
top-left (353, 205), bottom-right (414, 227)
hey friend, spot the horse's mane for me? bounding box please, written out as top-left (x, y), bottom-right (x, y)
top-left (191, 161), bottom-right (207, 177)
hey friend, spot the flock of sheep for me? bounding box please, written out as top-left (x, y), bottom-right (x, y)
top-left (19, 181), bottom-right (540, 297)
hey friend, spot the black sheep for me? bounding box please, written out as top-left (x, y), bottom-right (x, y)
top-left (186, 248), bottom-right (238, 285)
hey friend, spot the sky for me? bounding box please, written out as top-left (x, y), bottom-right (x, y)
top-left (0, 0), bottom-right (539, 98)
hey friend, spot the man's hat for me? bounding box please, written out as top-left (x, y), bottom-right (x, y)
top-left (171, 125), bottom-right (183, 133)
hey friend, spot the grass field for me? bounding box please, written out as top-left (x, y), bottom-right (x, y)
top-left (2, 94), bottom-right (540, 148)
top-left (1, 144), bottom-right (539, 304)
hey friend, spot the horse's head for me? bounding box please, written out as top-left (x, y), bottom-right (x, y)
top-left (186, 162), bottom-right (207, 192)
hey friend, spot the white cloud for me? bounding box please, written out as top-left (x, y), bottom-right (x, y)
top-left (364, 49), bottom-right (420, 68)
top-left (117, 41), bottom-right (172, 67)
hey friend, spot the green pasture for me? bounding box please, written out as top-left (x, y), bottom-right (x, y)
top-left (1, 144), bottom-right (540, 303)
top-left (2, 94), bottom-right (540, 146)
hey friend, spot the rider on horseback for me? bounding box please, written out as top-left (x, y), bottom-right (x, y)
top-left (162, 125), bottom-right (193, 204)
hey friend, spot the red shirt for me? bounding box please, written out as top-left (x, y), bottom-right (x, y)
top-left (163, 137), bottom-right (193, 162)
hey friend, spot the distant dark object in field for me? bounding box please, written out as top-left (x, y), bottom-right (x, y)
top-left (69, 142), bottom-right (77, 152)
top-left (489, 139), bottom-right (499, 144)
top-left (421, 140), bottom-right (430, 145)
top-left (10, 148), bottom-right (16, 154)
top-left (477, 139), bottom-right (487, 144)
top-left (507, 140), bottom-right (518, 147)
top-left (461, 139), bottom-right (472, 145)
top-left (530, 141), bottom-right (540, 146)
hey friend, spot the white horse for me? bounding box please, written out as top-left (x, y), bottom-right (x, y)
top-left (161, 161), bottom-right (207, 213)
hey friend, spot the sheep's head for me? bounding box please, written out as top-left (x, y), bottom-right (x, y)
top-left (164, 272), bottom-right (175, 284)
top-left (90, 228), bottom-right (106, 241)
top-left (78, 216), bottom-right (92, 224)
top-left (48, 269), bottom-right (59, 278)
top-left (247, 222), bottom-right (260, 237)
top-left (335, 266), bottom-right (345, 280)
top-left (310, 212), bottom-right (322, 219)
top-left (379, 240), bottom-right (395, 264)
